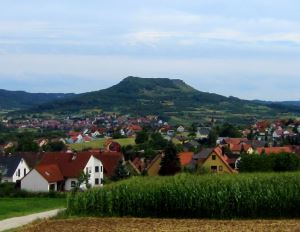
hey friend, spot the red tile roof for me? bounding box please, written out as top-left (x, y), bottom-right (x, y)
top-left (178, 152), bottom-right (193, 166)
top-left (128, 125), bottom-right (142, 131)
top-left (39, 152), bottom-right (92, 178)
top-left (37, 151), bottom-right (124, 179)
top-left (96, 152), bottom-right (124, 177)
top-left (224, 138), bottom-right (248, 145)
top-left (36, 164), bottom-right (64, 183)
top-left (256, 147), bottom-right (294, 155)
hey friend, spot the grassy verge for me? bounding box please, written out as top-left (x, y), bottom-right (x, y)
top-left (69, 138), bottom-right (135, 151)
top-left (0, 198), bottom-right (66, 220)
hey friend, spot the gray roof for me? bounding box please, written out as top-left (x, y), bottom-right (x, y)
top-left (0, 155), bottom-right (22, 177)
top-left (198, 127), bottom-right (211, 135)
top-left (244, 140), bottom-right (266, 149)
top-left (194, 148), bottom-right (213, 160)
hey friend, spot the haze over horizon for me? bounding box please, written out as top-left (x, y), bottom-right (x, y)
top-left (1, 0), bottom-right (300, 101)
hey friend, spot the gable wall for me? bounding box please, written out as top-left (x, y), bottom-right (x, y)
top-left (21, 169), bottom-right (49, 192)
top-left (12, 158), bottom-right (30, 183)
top-left (202, 151), bottom-right (232, 173)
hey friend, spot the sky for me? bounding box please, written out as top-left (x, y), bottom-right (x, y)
top-left (0, 0), bottom-right (300, 101)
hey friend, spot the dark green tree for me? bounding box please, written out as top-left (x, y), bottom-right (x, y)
top-left (219, 123), bottom-right (242, 138)
top-left (159, 142), bottom-right (181, 176)
top-left (43, 141), bottom-right (66, 152)
top-left (111, 159), bottom-right (130, 181)
top-left (135, 131), bottom-right (149, 144)
top-left (16, 137), bottom-right (39, 152)
top-left (149, 133), bottom-right (168, 150)
top-left (72, 171), bottom-right (91, 192)
top-left (207, 129), bottom-right (218, 146)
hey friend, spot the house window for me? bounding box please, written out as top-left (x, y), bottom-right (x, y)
top-left (71, 181), bottom-right (76, 188)
top-left (95, 166), bottom-right (99, 173)
top-left (17, 169), bottom-right (20, 177)
top-left (219, 166), bottom-right (223, 171)
top-left (95, 178), bottom-right (99, 185)
top-left (24, 168), bottom-right (27, 176)
top-left (211, 166), bottom-right (217, 172)
top-left (212, 155), bottom-right (216, 160)
top-left (100, 166), bottom-right (103, 172)
top-left (100, 178), bottom-right (103, 184)
top-left (49, 184), bottom-right (56, 191)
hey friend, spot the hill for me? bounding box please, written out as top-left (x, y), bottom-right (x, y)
top-left (0, 89), bottom-right (75, 110)
top-left (26, 76), bottom-right (300, 124)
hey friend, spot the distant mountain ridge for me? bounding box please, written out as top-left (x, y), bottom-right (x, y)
top-left (21, 76), bottom-right (300, 124)
top-left (0, 89), bottom-right (75, 110)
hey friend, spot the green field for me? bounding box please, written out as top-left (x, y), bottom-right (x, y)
top-left (0, 198), bottom-right (66, 220)
top-left (69, 138), bottom-right (136, 151)
top-left (67, 172), bottom-right (300, 219)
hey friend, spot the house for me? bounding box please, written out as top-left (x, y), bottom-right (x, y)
top-left (104, 140), bottom-right (121, 152)
top-left (201, 147), bottom-right (234, 173)
top-left (0, 155), bottom-right (30, 183)
top-left (177, 126), bottom-right (185, 133)
top-left (227, 143), bottom-right (252, 155)
top-left (222, 138), bottom-right (248, 145)
top-left (97, 152), bottom-right (124, 178)
top-left (244, 140), bottom-right (267, 149)
top-left (147, 154), bottom-right (163, 176)
top-left (273, 129), bottom-right (283, 139)
top-left (178, 152), bottom-right (193, 167)
top-left (131, 157), bottom-right (146, 173)
top-left (16, 152), bottom-right (46, 169)
top-left (192, 148), bottom-right (214, 167)
top-left (21, 152), bottom-right (104, 192)
top-left (255, 147), bottom-right (294, 155)
top-left (196, 127), bottom-right (211, 139)
top-left (183, 140), bottom-right (200, 151)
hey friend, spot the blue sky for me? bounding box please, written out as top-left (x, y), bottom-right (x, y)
top-left (0, 0), bottom-right (300, 100)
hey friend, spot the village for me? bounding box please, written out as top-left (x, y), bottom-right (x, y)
top-left (1, 114), bottom-right (300, 192)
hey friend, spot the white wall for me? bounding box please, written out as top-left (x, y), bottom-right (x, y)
top-left (21, 169), bottom-right (49, 192)
top-left (12, 158), bottom-right (30, 183)
top-left (1, 177), bottom-right (12, 183)
top-left (65, 178), bottom-right (78, 191)
top-left (83, 156), bottom-right (103, 189)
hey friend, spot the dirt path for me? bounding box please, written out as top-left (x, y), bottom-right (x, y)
top-left (19, 217), bottom-right (300, 232)
top-left (0, 209), bottom-right (63, 232)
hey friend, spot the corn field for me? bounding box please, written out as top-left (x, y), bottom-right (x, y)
top-left (67, 172), bottom-right (300, 218)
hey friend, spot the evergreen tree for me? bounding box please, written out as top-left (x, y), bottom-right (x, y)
top-left (112, 159), bottom-right (130, 181)
top-left (159, 142), bottom-right (181, 176)
top-left (135, 131), bottom-right (149, 144)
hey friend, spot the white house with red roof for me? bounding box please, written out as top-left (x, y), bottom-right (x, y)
top-left (21, 152), bottom-right (104, 192)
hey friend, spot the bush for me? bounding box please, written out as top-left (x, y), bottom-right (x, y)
top-left (0, 183), bottom-right (66, 198)
top-left (239, 153), bottom-right (300, 172)
top-left (67, 172), bottom-right (300, 219)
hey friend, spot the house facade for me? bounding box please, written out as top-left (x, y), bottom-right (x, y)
top-left (201, 147), bottom-right (234, 173)
top-left (0, 155), bottom-right (30, 183)
top-left (21, 152), bottom-right (104, 192)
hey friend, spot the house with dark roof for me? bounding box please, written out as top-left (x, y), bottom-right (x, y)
top-left (0, 155), bottom-right (30, 183)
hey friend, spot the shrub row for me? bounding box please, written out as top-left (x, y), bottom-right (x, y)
top-left (0, 183), bottom-right (66, 198)
top-left (238, 153), bottom-right (300, 172)
top-left (67, 172), bottom-right (300, 218)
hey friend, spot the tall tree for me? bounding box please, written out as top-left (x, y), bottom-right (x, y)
top-left (112, 159), bottom-right (130, 181)
top-left (159, 142), bottom-right (181, 176)
top-left (135, 131), bottom-right (149, 144)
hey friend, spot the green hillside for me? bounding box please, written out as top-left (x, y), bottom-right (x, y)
top-left (0, 89), bottom-right (74, 110)
top-left (18, 77), bottom-right (300, 124)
